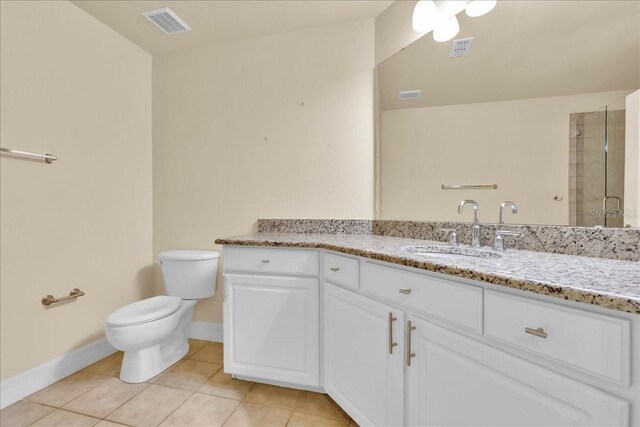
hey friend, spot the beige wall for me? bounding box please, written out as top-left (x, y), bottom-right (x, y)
top-left (625, 90), bottom-right (640, 227)
top-left (380, 90), bottom-right (631, 224)
top-left (153, 20), bottom-right (376, 323)
top-left (375, 0), bottom-right (421, 65)
top-left (0, 1), bottom-right (152, 379)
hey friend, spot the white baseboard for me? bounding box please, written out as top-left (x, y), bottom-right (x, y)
top-left (186, 321), bottom-right (223, 342)
top-left (0, 338), bottom-right (115, 409)
top-left (0, 322), bottom-right (221, 409)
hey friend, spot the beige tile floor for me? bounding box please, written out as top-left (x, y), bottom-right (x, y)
top-left (0, 340), bottom-right (357, 427)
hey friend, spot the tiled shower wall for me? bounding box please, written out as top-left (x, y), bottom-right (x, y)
top-left (569, 110), bottom-right (626, 227)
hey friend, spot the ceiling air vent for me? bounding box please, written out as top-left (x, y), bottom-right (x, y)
top-left (399, 90), bottom-right (422, 101)
top-left (448, 37), bottom-right (474, 57)
top-left (143, 7), bottom-right (191, 35)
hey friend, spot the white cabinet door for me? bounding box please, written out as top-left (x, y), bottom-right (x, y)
top-left (323, 283), bottom-right (405, 427)
top-left (223, 274), bottom-right (319, 386)
top-left (406, 316), bottom-right (629, 427)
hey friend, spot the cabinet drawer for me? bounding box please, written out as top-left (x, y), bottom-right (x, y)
top-left (485, 291), bottom-right (631, 385)
top-left (323, 252), bottom-right (359, 289)
top-left (222, 247), bottom-right (319, 276)
top-left (361, 262), bottom-right (483, 332)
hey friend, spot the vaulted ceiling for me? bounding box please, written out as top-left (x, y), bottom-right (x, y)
top-left (72, 0), bottom-right (393, 55)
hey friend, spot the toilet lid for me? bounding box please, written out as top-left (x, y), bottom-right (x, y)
top-left (106, 296), bottom-right (182, 327)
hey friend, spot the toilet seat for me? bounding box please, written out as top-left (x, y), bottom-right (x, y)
top-left (106, 296), bottom-right (181, 328)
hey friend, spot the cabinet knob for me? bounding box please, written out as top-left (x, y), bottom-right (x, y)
top-left (524, 327), bottom-right (547, 339)
top-left (329, 267), bottom-right (340, 272)
top-left (399, 288), bottom-right (412, 294)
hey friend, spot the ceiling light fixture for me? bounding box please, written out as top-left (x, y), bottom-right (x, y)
top-left (465, 0), bottom-right (497, 17)
top-left (411, 0), bottom-right (497, 43)
top-left (412, 0), bottom-right (440, 33)
top-left (433, 16), bottom-right (460, 42)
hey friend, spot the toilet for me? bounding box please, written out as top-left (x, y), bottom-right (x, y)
top-left (105, 250), bottom-right (219, 383)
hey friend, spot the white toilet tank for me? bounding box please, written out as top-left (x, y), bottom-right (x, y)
top-left (157, 250), bottom-right (220, 299)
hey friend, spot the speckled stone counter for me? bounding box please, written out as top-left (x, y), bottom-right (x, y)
top-left (215, 232), bottom-right (640, 314)
top-left (258, 219), bottom-right (640, 262)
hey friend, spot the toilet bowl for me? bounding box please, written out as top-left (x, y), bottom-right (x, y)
top-left (104, 250), bottom-right (219, 383)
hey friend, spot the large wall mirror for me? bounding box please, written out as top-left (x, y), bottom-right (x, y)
top-left (377, 0), bottom-right (640, 227)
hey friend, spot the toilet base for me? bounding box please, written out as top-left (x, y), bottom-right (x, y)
top-left (117, 302), bottom-right (195, 383)
top-left (120, 340), bottom-right (190, 383)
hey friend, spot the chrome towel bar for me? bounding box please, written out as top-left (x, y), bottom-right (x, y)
top-left (42, 288), bottom-right (85, 306)
top-left (0, 147), bottom-right (58, 163)
top-left (441, 184), bottom-right (497, 190)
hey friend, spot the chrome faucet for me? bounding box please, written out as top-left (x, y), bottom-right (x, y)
top-left (499, 201), bottom-right (518, 224)
top-left (440, 228), bottom-right (459, 246)
top-left (458, 200), bottom-right (481, 248)
top-left (494, 230), bottom-right (520, 251)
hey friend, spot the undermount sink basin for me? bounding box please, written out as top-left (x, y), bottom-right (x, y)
top-left (403, 244), bottom-right (502, 259)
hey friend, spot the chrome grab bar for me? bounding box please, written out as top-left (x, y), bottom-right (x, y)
top-left (42, 288), bottom-right (85, 306)
top-left (1, 147), bottom-right (58, 163)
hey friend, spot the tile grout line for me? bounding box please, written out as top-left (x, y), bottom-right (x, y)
top-left (26, 391), bottom-right (139, 426)
top-left (145, 361), bottom-right (222, 427)
top-left (20, 342), bottom-right (217, 427)
top-left (285, 389), bottom-right (305, 426)
top-left (152, 388), bottom-right (198, 427)
top-left (218, 397), bottom-right (244, 427)
top-left (22, 380), bottom-right (349, 426)
top-left (290, 410), bottom-right (353, 425)
top-left (291, 391), bottom-right (351, 422)
top-left (23, 407), bottom-right (103, 427)
top-left (289, 407), bottom-right (350, 422)
top-left (21, 341), bottom-right (349, 427)
top-left (50, 368), bottom-right (146, 423)
top-left (99, 382), bottom-right (151, 425)
top-left (22, 404), bottom-right (56, 427)
top-left (283, 409), bottom-right (295, 426)
top-left (222, 382), bottom-right (256, 427)
top-left (24, 372), bottom-right (112, 411)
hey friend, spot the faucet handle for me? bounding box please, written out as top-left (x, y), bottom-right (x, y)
top-left (494, 230), bottom-right (520, 251)
top-left (439, 228), bottom-right (459, 246)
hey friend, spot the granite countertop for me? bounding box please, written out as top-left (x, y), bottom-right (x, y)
top-left (215, 232), bottom-right (640, 314)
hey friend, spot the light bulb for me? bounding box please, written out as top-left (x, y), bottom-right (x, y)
top-left (436, 1), bottom-right (468, 17)
top-left (465, 0), bottom-right (497, 17)
top-left (433, 16), bottom-right (460, 42)
top-left (412, 0), bottom-right (440, 33)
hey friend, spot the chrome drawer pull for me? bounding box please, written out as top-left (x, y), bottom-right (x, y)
top-left (399, 288), bottom-right (412, 294)
top-left (261, 259), bottom-right (270, 264)
top-left (525, 327), bottom-right (547, 339)
top-left (329, 267), bottom-right (340, 272)
top-left (407, 320), bottom-right (417, 366)
top-left (388, 312), bottom-right (398, 354)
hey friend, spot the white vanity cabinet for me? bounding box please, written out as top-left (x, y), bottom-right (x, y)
top-left (221, 246), bottom-right (637, 427)
top-left (406, 316), bottom-right (629, 427)
top-left (323, 283), bottom-right (405, 427)
top-left (222, 247), bottom-right (320, 387)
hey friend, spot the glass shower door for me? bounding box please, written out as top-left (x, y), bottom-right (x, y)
top-left (570, 99), bottom-right (626, 227)
top-left (603, 104), bottom-right (626, 227)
